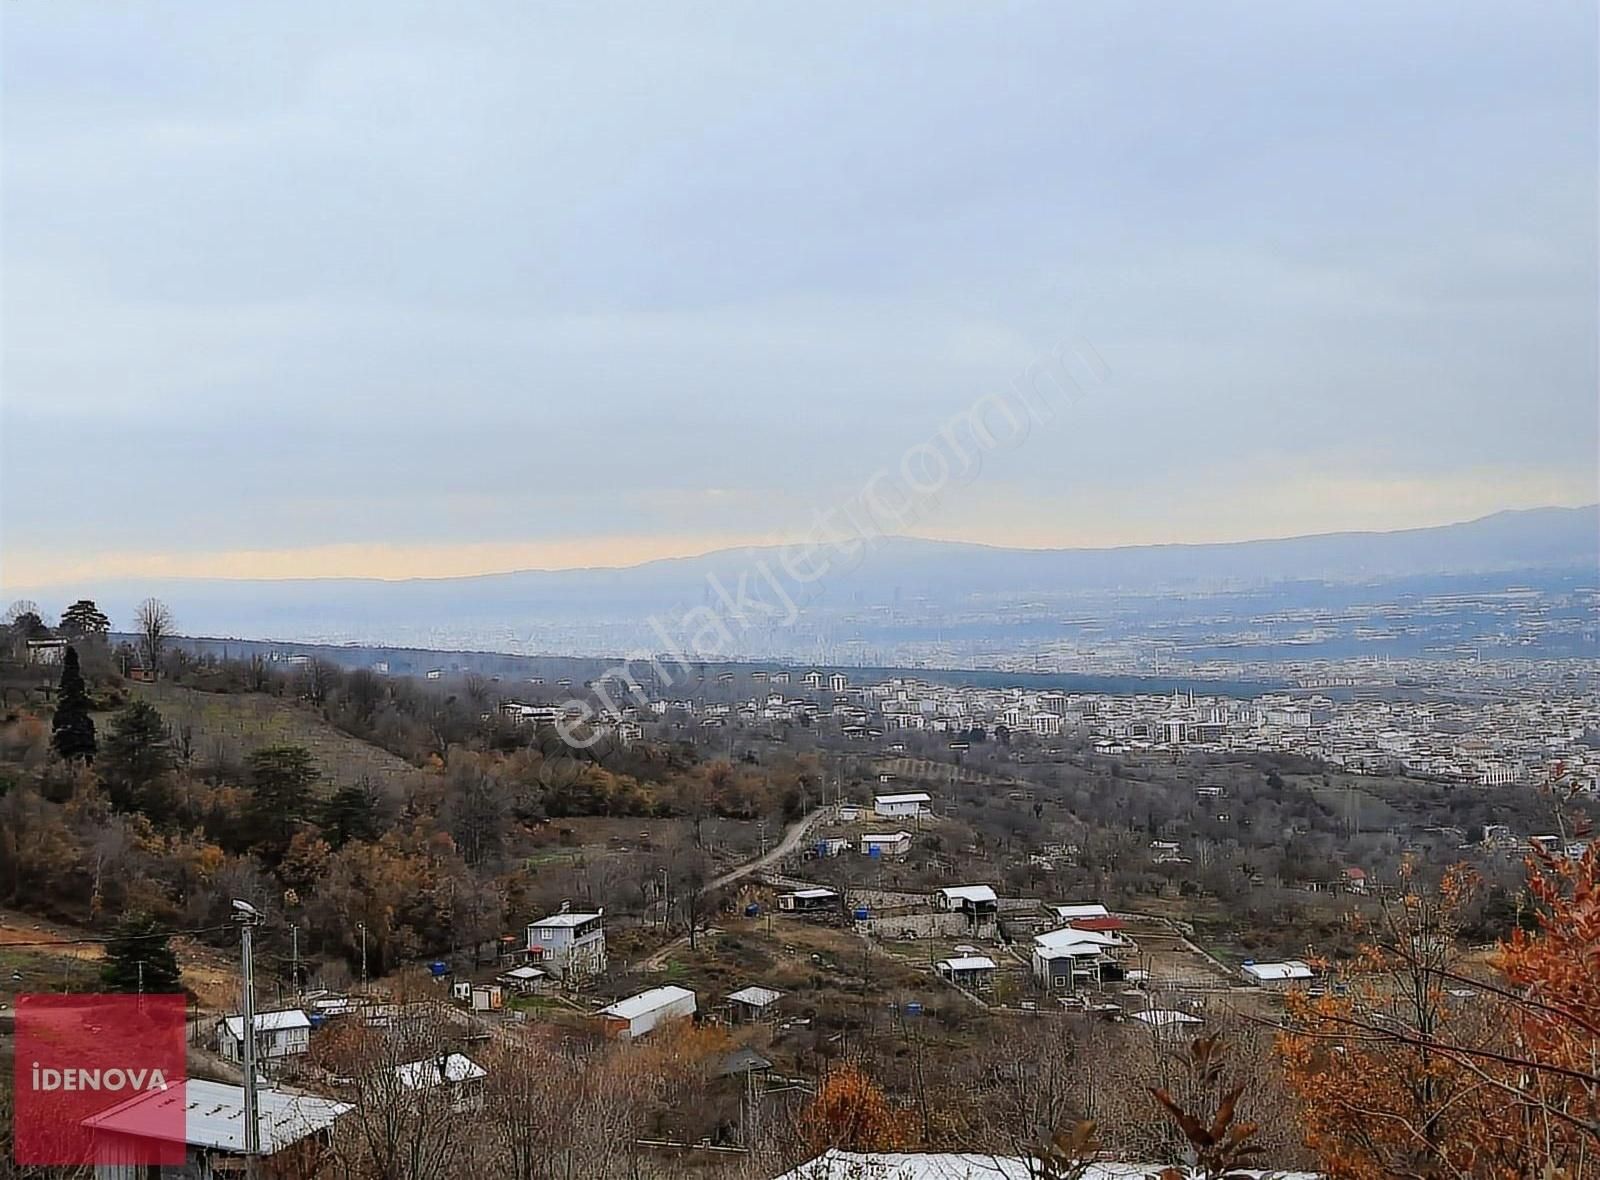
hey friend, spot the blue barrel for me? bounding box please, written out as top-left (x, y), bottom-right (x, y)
top-left (853, 906), bottom-right (870, 921)
top-left (906, 1002), bottom-right (923, 1016)
top-left (745, 903), bottom-right (761, 917)
top-left (428, 961), bottom-right (449, 977)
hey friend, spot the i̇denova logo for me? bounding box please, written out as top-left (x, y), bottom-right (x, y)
top-left (13, 994), bottom-right (187, 1166)
top-left (30, 1063), bottom-right (173, 1093)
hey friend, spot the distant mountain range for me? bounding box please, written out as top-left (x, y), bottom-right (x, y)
top-left (9, 505), bottom-right (1598, 656)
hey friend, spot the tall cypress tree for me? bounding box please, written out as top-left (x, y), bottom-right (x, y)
top-left (51, 646), bottom-right (97, 763)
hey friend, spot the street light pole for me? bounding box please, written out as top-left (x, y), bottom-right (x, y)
top-left (232, 900), bottom-right (263, 1179)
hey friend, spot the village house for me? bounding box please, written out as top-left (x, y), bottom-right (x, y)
top-left (598, 985), bottom-right (697, 1040)
top-left (1030, 927), bottom-right (1126, 993)
top-left (933, 885), bottom-right (999, 930)
top-left (391, 1053), bottom-right (488, 1113)
top-left (25, 637), bottom-right (68, 665)
top-left (215, 1009), bottom-right (311, 1065)
top-left (526, 905), bottom-right (607, 980)
top-left (874, 792), bottom-right (932, 819)
top-left (84, 1078), bottom-right (350, 1180)
top-left (777, 887), bottom-right (841, 914)
top-left (1242, 960), bottom-right (1315, 990)
top-left (726, 985), bottom-right (785, 1024)
top-left (858, 831), bottom-right (913, 858)
top-left (936, 955), bottom-right (997, 992)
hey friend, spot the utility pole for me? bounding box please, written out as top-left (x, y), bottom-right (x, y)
top-left (357, 922), bottom-right (368, 991)
top-left (232, 900), bottom-right (263, 1179)
top-left (290, 926), bottom-right (300, 1000)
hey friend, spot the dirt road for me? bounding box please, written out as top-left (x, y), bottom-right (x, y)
top-left (703, 808), bottom-right (825, 894)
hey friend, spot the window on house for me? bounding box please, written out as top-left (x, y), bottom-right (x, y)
top-left (540, 929), bottom-right (554, 941)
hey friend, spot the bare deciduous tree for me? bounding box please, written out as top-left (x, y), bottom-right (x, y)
top-left (134, 597), bottom-right (174, 674)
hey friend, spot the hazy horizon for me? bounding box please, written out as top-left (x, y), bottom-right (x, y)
top-left (1, 502), bottom-right (1594, 593)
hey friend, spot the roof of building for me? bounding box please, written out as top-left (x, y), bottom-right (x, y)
top-left (219, 1009), bottom-right (310, 1039)
top-left (716, 1046), bottom-right (774, 1077)
top-left (786, 887), bottom-right (840, 899)
top-left (1242, 960), bottom-right (1314, 982)
top-left (1052, 903), bottom-right (1110, 920)
top-left (727, 985), bottom-right (784, 1007)
top-left (1034, 927), bottom-right (1121, 952)
top-left (1131, 1009), bottom-right (1204, 1028)
top-left (875, 792), bottom-right (932, 804)
top-left (937, 885), bottom-right (998, 904)
top-left (768, 1150), bottom-right (1320, 1179)
top-left (860, 831), bottom-right (913, 842)
top-left (599, 985), bottom-right (696, 1022)
top-left (393, 1053), bottom-right (487, 1090)
top-left (1067, 916), bottom-right (1126, 932)
top-left (529, 911), bottom-right (603, 928)
top-left (498, 965), bottom-right (547, 980)
top-left (938, 956), bottom-right (998, 972)
top-left (83, 1078), bottom-right (350, 1154)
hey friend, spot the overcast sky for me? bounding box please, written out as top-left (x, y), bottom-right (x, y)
top-left (3, 2), bottom-right (1595, 589)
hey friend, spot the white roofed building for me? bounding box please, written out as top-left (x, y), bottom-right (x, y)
top-left (84, 1078), bottom-right (350, 1179)
top-left (1242, 960), bottom-right (1315, 989)
top-left (527, 906), bottom-right (607, 980)
top-left (874, 792), bottom-right (932, 818)
top-left (598, 985), bottom-right (697, 1040)
top-left (215, 1009), bottom-right (311, 1064)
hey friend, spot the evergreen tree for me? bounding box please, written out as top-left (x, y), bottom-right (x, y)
top-left (50, 646), bottom-right (97, 762)
top-left (101, 700), bottom-right (174, 814)
top-left (245, 745), bottom-right (319, 862)
top-left (321, 779), bottom-right (381, 848)
top-left (100, 912), bottom-right (182, 993)
top-left (58, 599), bottom-right (111, 638)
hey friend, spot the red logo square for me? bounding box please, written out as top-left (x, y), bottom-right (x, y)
top-left (13, 994), bottom-right (188, 1166)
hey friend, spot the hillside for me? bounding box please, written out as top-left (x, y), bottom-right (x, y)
top-left (125, 682), bottom-right (419, 795)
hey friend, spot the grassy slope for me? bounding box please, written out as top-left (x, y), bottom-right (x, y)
top-left (122, 682), bottom-right (418, 793)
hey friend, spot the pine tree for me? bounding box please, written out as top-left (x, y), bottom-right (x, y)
top-left (58, 599), bottom-right (111, 638)
top-left (321, 779), bottom-right (381, 847)
top-left (51, 646), bottom-right (97, 762)
top-left (101, 912), bottom-right (183, 993)
top-left (245, 746), bottom-right (319, 863)
top-left (101, 700), bottom-right (174, 814)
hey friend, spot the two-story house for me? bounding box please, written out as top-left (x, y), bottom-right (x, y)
top-left (526, 905), bottom-right (607, 980)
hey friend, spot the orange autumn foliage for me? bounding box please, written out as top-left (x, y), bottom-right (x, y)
top-left (802, 1060), bottom-right (913, 1153)
top-left (1279, 852), bottom-right (1600, 1179)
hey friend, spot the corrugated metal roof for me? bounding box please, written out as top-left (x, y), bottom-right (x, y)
top-left (529, 911), bottom-right (602, 928)
top-left (219, 1009), bottom-right (310, 1038)
top-left (84, 1078), bottom-right (349, 1154)
top-left (768, 1150), bottom-right (1321, 1179)
top-left (393, 1053), bottom-right (486, 1090)
top-left (727, 985), bottom-right (783, 1007)
top-left (938, 956), bottom-right (997, 972)
top-left (599, 986), bottom-right (695, 1022)
top-left (938, 885), bottom-right (997, 903)
top-left (1243, 960), bottom-right (1314, 981)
